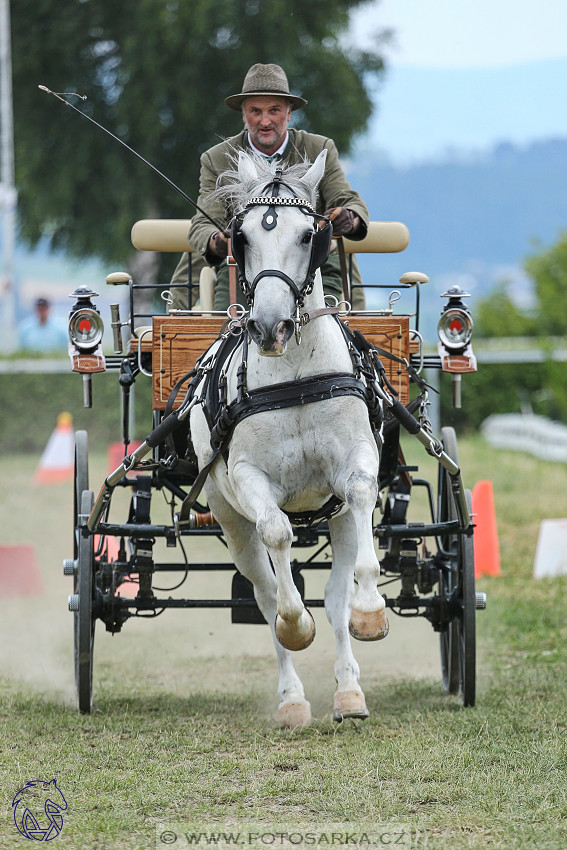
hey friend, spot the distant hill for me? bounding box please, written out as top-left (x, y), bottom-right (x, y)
top-left (5, 137), bottom-right (567, 341)
top-left (363, 59), bottom-right (567, 166)
top-left (344, 138), bottom-right (567, 335)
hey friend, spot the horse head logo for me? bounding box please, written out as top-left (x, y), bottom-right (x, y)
top-left (12, 778), bottom-right (68, 841)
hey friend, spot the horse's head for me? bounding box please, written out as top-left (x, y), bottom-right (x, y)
top-left (228, 150), bottom-right (332, 356)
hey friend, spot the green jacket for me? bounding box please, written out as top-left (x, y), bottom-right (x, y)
top-left (189, 128), bottom-right (369, 259)
top-left (170, 128), bottom-right (369, 308)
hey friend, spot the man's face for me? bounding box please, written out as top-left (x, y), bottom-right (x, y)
top-left (36, 303), bottom-right (49, 324)
top-left (242, 96), bottom-right (292, 155)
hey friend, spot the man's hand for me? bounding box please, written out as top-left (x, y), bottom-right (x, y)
top-left (208, 230), bottom-right (229, 260)
top-left (323, 207), bottom-right (360, 237)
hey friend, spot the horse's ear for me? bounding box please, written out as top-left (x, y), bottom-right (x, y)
top-left (237, 152), bottom-right (259, 189)
top-left (301, 150), bottom-right (328, 194)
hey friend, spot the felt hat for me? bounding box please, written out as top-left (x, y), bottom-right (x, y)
top-left (225, 63), bottom-right (307, 111)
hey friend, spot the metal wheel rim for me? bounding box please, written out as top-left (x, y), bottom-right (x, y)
top-left (75, 489), bottom-right (95, 714)
top-left (458, 489), bottom-right (476, 707)
top-left (438, 426), bottom-right (460, 695)
top-left (73, 430), bottom-right (89, 564)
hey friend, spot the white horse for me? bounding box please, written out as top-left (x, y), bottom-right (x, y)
top-left (189, 151), bottom-right (388, 727)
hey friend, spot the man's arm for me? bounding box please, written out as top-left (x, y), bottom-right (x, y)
top-left (187, 150), bottom-right (230, 264)
top-left (318, 139), bottom-right (369, 241)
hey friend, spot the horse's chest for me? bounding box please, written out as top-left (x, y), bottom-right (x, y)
top-left (229, 401), bottom-right (359, 484)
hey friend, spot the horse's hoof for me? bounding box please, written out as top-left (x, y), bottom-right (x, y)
top-left (275, 609), bottom-right (316, 651)
top-left (333, 691), bottom-right (370, 722)
top-left (349, 607), bottom-right (389, 641)
top-left (279, 700), bottom-right (312, 729)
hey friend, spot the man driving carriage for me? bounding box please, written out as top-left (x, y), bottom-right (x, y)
top-left (170, 63), bottom-right (369, 310)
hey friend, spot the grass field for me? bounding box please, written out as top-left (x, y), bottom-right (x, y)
top-left (1, 437), bottom-right (566, 849)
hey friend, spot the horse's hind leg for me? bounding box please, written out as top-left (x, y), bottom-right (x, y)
top-left (343, 464), bottom-right (389, 642)
top-left (204, 486), bottom-right (312, 728)
top-left (327, 512), bottom-right (369, 721)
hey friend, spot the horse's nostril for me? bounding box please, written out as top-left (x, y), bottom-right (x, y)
top-left (248, 318), bottom-right (293, 352)
top-left (275, 319), bottom-right (295, 345)
top-left (247, 319), bottom-right (264, 345)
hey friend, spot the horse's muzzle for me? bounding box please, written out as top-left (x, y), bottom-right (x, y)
top-left (247, 317), bottom-right (295, 355)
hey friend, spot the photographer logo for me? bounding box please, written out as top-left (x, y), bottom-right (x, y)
top-left (12, 778), bottom-right (67, 841)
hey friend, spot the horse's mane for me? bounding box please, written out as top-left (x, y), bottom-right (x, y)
top-left (212, 151), bottom-right (320, 210)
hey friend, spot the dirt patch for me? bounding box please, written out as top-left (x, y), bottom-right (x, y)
top-left (0, 453), bottom-right (440, 716)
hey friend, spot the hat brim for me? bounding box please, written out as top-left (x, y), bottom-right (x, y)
top-left (225, 91), bottom-right (307, 111)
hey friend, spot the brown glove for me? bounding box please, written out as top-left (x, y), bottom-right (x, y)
top-left (208, 230), bottom-right (229, 260)
top-left (323, 207), bottom-right (358, 237)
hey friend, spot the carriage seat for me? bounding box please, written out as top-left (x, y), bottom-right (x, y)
top-left (131, 218), bottom-right (410, 255)
top-left (130, 219), bottom-right (411, 311)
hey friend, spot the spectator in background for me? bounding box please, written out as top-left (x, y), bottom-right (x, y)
top-left (18, 297), bottom-right (68, 352)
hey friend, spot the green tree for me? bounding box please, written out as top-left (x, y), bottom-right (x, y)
top-left (524, 233), bottom-right (567, 335)
top-left (474, 282), bottom-right (537, 339)
top-left (449, 231), bottom-right (567, 429)
top-left (11, 0), bottom-right (389, 268)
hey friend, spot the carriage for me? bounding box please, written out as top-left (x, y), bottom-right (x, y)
top-left (64, 156), bottom-right (486, 723)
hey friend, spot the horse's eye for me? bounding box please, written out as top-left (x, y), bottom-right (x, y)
top-left (301, 230), bottom-right (313, 245)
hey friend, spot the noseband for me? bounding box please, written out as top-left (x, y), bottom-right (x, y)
top-left (230, 175), bottom-right (333, 309)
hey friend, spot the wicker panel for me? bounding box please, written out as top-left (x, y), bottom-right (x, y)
top-left (343, 314), bottom-right (411, 404)
top-left (152, 313), bottom-right (411, 410)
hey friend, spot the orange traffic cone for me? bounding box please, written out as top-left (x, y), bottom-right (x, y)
top-left (472, 480), bottom-right (501, 577)
top-left (34, 412), bottom-right (75, 484)
top-left (107, 441), bottom-right (142, 474)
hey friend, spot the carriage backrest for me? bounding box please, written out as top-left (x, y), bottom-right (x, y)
top-left (130, 219), bottom-right (410, 255)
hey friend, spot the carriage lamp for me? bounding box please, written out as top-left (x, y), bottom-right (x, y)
top-left (437, 286), bottom-right (477, 408)
top-left (68, 286), bottom-right (106, 408)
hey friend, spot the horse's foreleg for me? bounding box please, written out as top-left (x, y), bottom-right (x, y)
top-left (327, 512), bottom-right (369, 721)
top-left (256, 506), bottom-right (315, 652)
top-left (343, 466), bottom-right (389, 642)
top-left (230, 465), bottom-right (315, 652)
top-left (204, 484), bottom-right (311, 727)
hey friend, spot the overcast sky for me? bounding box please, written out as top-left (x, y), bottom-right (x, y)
top-left (349, 0), bottom-right (567, 68)
top-left (348, 0), bottom-right (567, 162)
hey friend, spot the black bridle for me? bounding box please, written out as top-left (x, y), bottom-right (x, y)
top-left (230, 171), bottom-right (333, 308)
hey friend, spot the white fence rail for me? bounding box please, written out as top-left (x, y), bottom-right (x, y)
top-left (482, 413), bottom-right (567, 463)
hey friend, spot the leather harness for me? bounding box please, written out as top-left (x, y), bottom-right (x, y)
top-left (172, 315), bottom-right (426, 526)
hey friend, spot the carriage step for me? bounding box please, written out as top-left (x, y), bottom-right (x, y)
top-left (63, 558), bottom-right (77, 576)
top-left (475, 592), bottom-right (487, 610)
top-left (68, 594), bottom-right (80, 612)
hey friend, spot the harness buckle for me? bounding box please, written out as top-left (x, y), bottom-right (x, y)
top-left (294, 305), bottom-right (302, 345)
